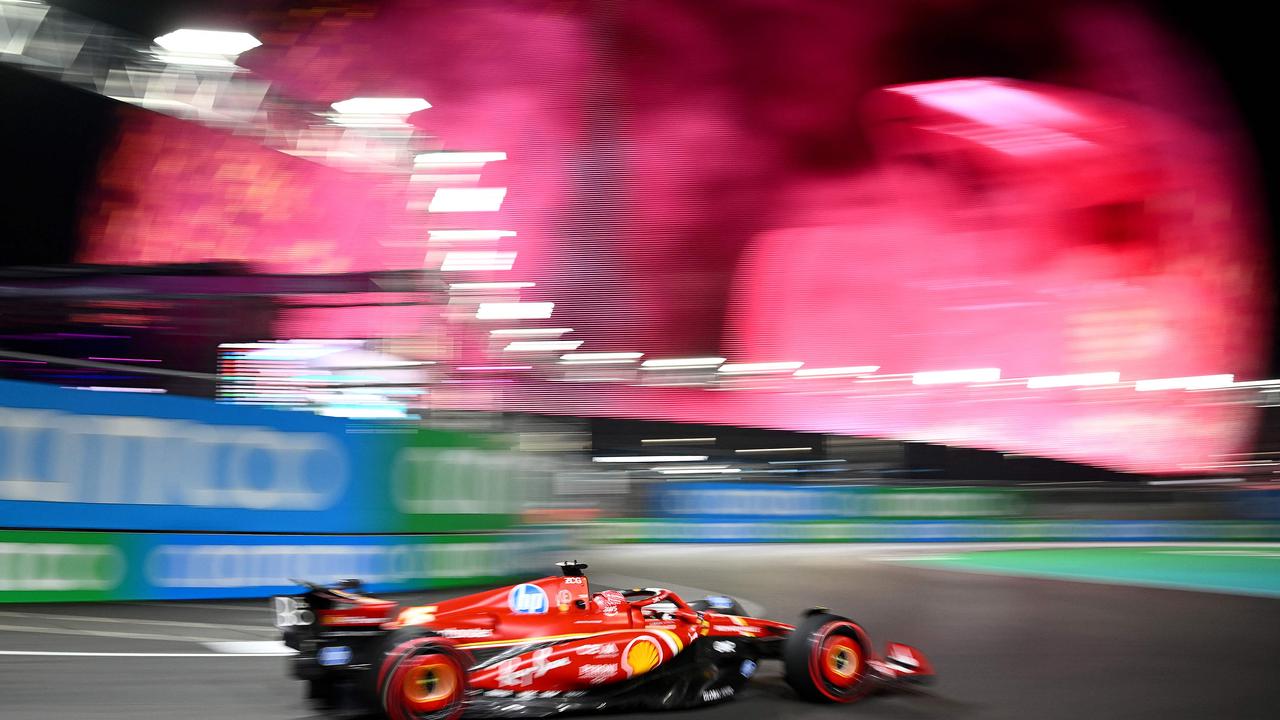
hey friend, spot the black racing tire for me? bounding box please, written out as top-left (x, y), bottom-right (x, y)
top-left (376, 629), bottom-right (469, 720)
top-left (305, 677), bottom-right (338, 709)
top-left (783, 612), bottom-right (874, 704)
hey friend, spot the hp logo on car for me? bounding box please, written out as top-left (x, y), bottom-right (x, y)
top-left (508, 583), bottom-right (548, 614)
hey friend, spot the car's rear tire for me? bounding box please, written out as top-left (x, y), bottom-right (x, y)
top-left (377, 631), bottom-right (468, 720)
top-left (783, 612), bottom-right (874, 703)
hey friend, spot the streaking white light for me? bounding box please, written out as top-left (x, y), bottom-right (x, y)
top-left (429, 230), bottom-right (517, 241)
top-left (1147, 478), bottom-right (1244, 486)
top-left (593, 456), bottom-right (709, 463)
top-left (658, 468), bottom-right (742, 475)
top-left (415, 151), bottom-right (507, 165)
top-left (1135, 374), bottom-right (1235, 391)
top-left (153, 29), bottom-right (262, 56)
top-left (330, 97), bottom-right (431, 115)
top-left (476, 302), bottom-right (553, 320)
top-left (428, 187), bottom-right (506, 212)
top-left (912, 368), bottom-right (1001, 385)
top-left (735, 447), bottom-right (813, 454)
top-left (449, 282), bottom-right (533, 291)
top-left (561, 352), bottom-right (644, 362)
top-left (641, 357), bottom-right (726, 369)
top-left (490, 327), bottom-right (571, 336)
top-left (642, 437), bottom-right (716, 445)
top-left (411, 174), bottom-right (483, 184)
top-left (153, 52), bottom-right (237, 68)
top-left (1027, 372), bottom-right (1121, 389)
top-left (440, 251), bottom-right (516, 271)
top-left (326, 114), bottom-right (412, 128)
top-left (244, 344), bottom-right (347, 361)
top-left (1220, 379), bottom-right (1280, 389)
top-left (794, 365), bottom-right (881, 378)
top-left (767, 459), bottom-right (845, 465)
top-left (504, 340), bottom-right (583, 352)
top-left (718, 361), bottom-right (804, 375)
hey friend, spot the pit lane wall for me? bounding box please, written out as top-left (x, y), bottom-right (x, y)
top-left (0, 379), bottom-right (562, 601)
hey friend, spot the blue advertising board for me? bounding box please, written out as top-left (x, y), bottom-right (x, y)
top-left (0, 379), bottom-right (535, 533)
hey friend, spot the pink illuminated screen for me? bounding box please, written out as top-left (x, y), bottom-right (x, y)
top-left (80, 1), bottom-right (1268, 473)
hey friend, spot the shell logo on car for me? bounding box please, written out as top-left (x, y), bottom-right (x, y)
top-left (621, 637), bottom-right (661, 677)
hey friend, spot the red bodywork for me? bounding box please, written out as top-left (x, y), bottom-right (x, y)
top-left (378, 574), bottom-right (793, 693)
top-left (287, 567), bottom-right (934, 717)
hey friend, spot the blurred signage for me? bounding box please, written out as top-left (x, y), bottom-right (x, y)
top-left (586, 519), bottom-right (1280, 544)
top-left (0, 528), bottom-right (564, 603)
top-left (0, 379), bottom-right (532, 532)
top-left (650, 482), bottom-right (1022, 520)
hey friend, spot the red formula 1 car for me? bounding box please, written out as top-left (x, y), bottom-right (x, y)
top-left (275, 562), bottom-right (933, 719)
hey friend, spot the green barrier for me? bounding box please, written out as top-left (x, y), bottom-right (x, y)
top-left (387, 428), bottom-right (558, 533)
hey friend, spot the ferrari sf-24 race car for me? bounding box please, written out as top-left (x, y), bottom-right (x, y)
top-left (274, 561), bottom-right (933, 719)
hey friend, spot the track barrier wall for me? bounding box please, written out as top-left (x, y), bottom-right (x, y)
top-left (0, 379), bottom-right (563, 601)
top-left (582, 479), bottom-right (1280, 543)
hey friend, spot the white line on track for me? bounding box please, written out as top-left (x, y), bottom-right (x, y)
top-left (125, 602), bottom-right (272, 613)
top-left (0, 610), bottom-right (271, 634)
top-left (0, 650), bottom-right (292, 658)
top-left (0, 623), bottom-right (232, 643)
top-left (201, 641), bottom-right (294, 655)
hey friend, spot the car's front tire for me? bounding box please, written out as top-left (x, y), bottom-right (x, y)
top-left (783, 612), bottom-right (874, 703)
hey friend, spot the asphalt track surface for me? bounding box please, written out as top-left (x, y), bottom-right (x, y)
top-left (3, 543), bottom-right (1279, 720)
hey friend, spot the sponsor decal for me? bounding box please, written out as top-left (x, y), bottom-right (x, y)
top-left (575, 642), bottom-right (619, 657)
top-left (712, 640), bottom-right (736, 654)
top-left (578, 663), bottom-right (617, 684)
top-left (317, 645), bottom-right (352, 666)
top-left (621, 637), bottom-right (662, 678)
top-left (439, 628), bottom-right (493, 639)
top-left (557, 589), bottom-right (573, 612)
top-left (564, 576), bottom-right (584, 585)
top-left (712, 625), bottom-right (762, 634)
top-left (509, 583), bottom-right (549, 614)
top-left (594, 589), bottom-right (625, 616)
top-left (498, 647), bottom-right (570, 687)
top-left (398, 606), bottom-right (437, 626)
top-left (740, 659), bottom-right (757, 678)
top-left (701, 686), bottom-right (735, 702)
